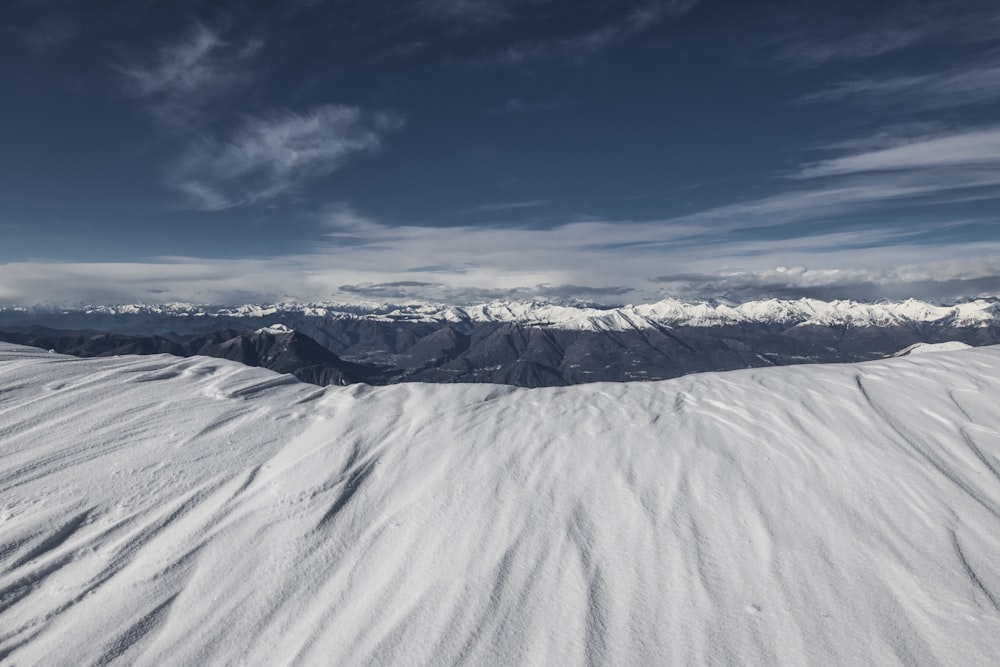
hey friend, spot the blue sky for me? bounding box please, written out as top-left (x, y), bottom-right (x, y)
top-left (2, 0), bottom-right (999, 305)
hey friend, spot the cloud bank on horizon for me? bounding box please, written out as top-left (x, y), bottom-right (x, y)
top-left (1, 0), bottom-right (999, 305)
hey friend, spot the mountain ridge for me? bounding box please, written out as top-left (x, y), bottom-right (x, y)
top-left (3, 296), bottom-right (999, 331)
top-left (3, 296), bottom-right (998, 388)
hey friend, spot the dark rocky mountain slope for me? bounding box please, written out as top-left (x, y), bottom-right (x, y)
top-left (3, 311), bottom-right (999, 388)
top-left (0, 326), bottom-right (387, 387)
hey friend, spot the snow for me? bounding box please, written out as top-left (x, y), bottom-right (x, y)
top-left (384, 297), bottom-right (1000, 330)
top-left (13, 296), bottom-right (1000, 331)
top-left (254, 323), bottom-right (295, 335)
top-left (894, 341), bottom-right (974, 356)
top-left (1, 342), bottom-right (999, 664)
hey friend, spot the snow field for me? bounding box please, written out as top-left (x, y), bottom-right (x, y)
top-left (1, 343), bottom-right (999, 665)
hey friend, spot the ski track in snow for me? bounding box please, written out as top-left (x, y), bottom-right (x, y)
top-left (1, 343), bottom-right (999, 665)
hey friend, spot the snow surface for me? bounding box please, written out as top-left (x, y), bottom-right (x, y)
top-left (1, 343), bottom-right (1000, 665)
top-left (13, 296), bottom-right (1000, 331)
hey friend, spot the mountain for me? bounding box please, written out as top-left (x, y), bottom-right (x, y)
top-left (2, 297), bottom-right (998, 387)
top-left (1, 342), bottom-right (999, 664)
top-left (4, 296), bottom-right (998, 330)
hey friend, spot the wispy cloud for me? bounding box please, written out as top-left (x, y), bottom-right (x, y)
top-left (801, 61), bottom-right (1000, 108)
top-left (98, 115), bottom-right (997, 302)
top-left (622, 127), bottom-right (1000, 238)
top-left (638, 178), bottom-right (1000, 241)
top-left (116, 22), bottom-right (261, 126)
top-left (468, 200), bottom-right (548, 213)
top-left (498, 0), bottom-right (697, 64)
top-left (494, 96), bottom-right (574, 113)
top-left (3, 175), bottom-right (999, 304)
top-left (795, 126), bottom-right (1000, 179)
top-left (168, 106), bottom-right (404, 210)
top-left (420, 0), bottom-right (518, 24)
top-left (770, 2), bottom-right (1000, 68)
top-left (776, 25), bottom-right (933, 68)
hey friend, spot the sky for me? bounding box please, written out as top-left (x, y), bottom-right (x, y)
top-left (2, 0), bottom-right (1000, 306)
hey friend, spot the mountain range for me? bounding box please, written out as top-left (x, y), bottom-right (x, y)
top-left (2, 297), bottom-right (998, 387)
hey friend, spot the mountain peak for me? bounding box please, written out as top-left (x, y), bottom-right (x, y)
top-left (255, 323), bottom-right (295, 335)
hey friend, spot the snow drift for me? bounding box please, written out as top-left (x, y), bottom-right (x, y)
top-left (1, 342), bottom-right (999, 665)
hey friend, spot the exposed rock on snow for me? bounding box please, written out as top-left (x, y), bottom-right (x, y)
top-left (1, 343), bottom-right (999, 664)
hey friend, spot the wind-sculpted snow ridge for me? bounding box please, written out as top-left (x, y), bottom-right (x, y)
top-left (7, 296), bottom-right (999, 331)
top-left (2, 343), bottom-right (1000, 665)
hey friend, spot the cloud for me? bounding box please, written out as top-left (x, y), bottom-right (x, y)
top-left (115, 24), bottom-right (403, 211)
top-left (3, 178), bottom-right (1000, 305)
top-left (801, 62), bottom-right (1000, 108)
top-left (653, 260), bottom-right (1000, 302)
top-left (13, 117), bottom-right (1000, 305)
top-left (795, 127), bottom-right (1000, 179)
top-left (168, 106), bottom-right (404, 210)
top-left (494, 96), bottom-right (574, 113)
top-left (339, 279), bottom-right (633, 301)
top-left (420, 0), bottom-right (517, 23)
top-left (640, 178), bottom-right (1000, 241)
top-left (5, 110), bottom-right (999, 306)
top-left (770, 2), bottom-right (1000, 68)
top-left (3, 237), bottom-right (998, 306)
top-left (498, 0), bottom-right (698, 64)
top-left (776, 25), bottom-right (933, 68)
top-left (647, 126), bottom-right (1000, 232)
top-left (339, 281), bottom-right (437, 297)
top-left (468, 200), bottom-right (548, 213)
top-left (116, 22), bottom-right (261, 126)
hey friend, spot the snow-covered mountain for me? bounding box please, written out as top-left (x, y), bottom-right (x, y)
top-left (1, 342), bottom-right (999, 664)
top-left (6, 296), bottom-right (999, 331)
top-left (3, 296), bottom-right (999, 388)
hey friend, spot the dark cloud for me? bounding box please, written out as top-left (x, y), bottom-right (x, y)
top-left (338, 281), bottom-right (438, 299)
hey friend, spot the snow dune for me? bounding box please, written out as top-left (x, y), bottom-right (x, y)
top-left (1, 342), bottom-right (999, 665)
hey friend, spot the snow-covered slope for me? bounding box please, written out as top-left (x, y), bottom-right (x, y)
top-left (8, 296), bottom-right (999, 331)
top-left (1, 343), bottom-right (999, 665)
